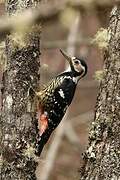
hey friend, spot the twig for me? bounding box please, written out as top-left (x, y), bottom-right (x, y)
top-left (0, 0), bottom-right (115, 42)
top-left (41, 38), bottom-right (92, 49)
top-left (0, 2), bottom-right (65, 41)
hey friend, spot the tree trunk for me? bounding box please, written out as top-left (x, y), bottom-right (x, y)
top-left (80, 5), bottom-right (120, 180)
top-left (0, 1), bottom-right (40, 179)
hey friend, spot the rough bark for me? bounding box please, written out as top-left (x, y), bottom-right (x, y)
top-left (0, 0), bottom-right (40, 179)
top-left (80, 5), bottom-right (120, 180)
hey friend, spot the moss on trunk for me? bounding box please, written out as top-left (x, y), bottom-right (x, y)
top-left (80, 5), bottom-right (120, 180)
top-left (0, 1), bottom-right (41, 179)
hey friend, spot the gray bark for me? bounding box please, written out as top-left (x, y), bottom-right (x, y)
top-left (80, 5), bottom-right (120, 180)
top-left (0, 0), bottom-right (40, 179)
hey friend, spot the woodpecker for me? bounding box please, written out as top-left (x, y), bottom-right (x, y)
top-left (35, 49), bottom-right (87, 156)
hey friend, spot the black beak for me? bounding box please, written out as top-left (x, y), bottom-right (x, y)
top-left (60, 49), bottom-right (74, 69)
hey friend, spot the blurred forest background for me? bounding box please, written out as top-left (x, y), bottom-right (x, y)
top-left (0, 1), bottom-right (113, 180)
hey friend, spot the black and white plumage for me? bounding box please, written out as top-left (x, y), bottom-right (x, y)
top-left (35, 49), bottom-right (87, 156)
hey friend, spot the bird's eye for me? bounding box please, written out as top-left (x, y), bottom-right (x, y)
top-left (74, 60), bottom-right (79, 65)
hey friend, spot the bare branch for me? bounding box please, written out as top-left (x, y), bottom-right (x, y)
top-left (0, 2), bottom-right (65, 41)
top-left (0, 0), bottom-right (115, 42)
top-left (41, 38), bottom-right (92, 49)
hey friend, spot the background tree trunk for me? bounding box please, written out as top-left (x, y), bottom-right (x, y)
top-left (0, 1), bottom-right (40, 179)
top-left (80, 4), bottom-right (120, 180)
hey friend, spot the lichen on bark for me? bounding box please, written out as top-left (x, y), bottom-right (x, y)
top-left (0, 0), bottom-right (41, 179)
top-left (80, 5), bottom-right (120, 180)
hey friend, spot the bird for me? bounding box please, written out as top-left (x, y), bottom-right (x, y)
top-left (35, 49), bottom-right (87, 156)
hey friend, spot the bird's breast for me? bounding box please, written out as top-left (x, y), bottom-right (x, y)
top-left (44, 76), bottom-right (76, 127)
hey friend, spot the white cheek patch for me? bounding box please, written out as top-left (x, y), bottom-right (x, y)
top-left (77, 63), bottom-right (85, 74)
top-left (72, 57), bottom-right (76, 60)
top-left (58, 89), bottom-right (65, 99)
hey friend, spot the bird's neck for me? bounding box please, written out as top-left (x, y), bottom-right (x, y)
top-left (65, 66), bottom-right (71, 72)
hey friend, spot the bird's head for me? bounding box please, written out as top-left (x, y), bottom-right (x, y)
top-left (60, 49), bottom-right (87, 79)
